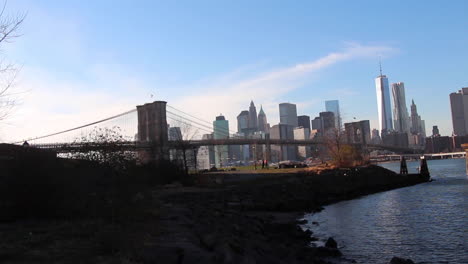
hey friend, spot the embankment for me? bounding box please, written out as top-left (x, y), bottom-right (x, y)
top-left (146, 165), bottom-right (430, 264)
top-left (0, 156), bottom-right (429, 263)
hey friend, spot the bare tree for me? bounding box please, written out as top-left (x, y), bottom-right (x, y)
top-left (72, 126), bottom-right (136, 170)
top-left (323, 128), bottom-right (364, 167)
top-left (0, 1), bottom-right (26, 121)
top-left (169, 120), bottom-right (200, 174)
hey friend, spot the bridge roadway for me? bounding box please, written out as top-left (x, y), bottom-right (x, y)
top-left (30, 138), bottom-right (421, 154)
top-left (374, 152), bottom-right (466, 161)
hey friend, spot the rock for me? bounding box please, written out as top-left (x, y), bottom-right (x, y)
top-left (315, 246), bottom-right (342, 257)
top-left (136, 246), bottom-right (184, 264)
top-left (199, 233), bottom-right (217, 251)
top-left (389, 256), bottom-right (415, 264)
top-left (325, 237), bottom-right (338, 249)
top-left (296, 219), bottom-right (307, 225)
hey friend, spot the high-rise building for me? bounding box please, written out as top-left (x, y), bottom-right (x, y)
top-left (248, 101), bottom-right (258, 131)
top-left (311, 112), bottom-right (335, 137)
top-left (257, 106), bottom-right (268, 132)
top-left (319, 111), bottom-right (335, 132)
top-left (213, 115), bottom-right (229, 167)
top-left (293, 127), bottom-right (311, 159)
top-left (375, 71), bottom-right (393, 134)
top-left (371, 129), bottom-right (381, 144)
top-left (279, 103), bottom-right (298, 127)
top-left (197, 133), bottom-right (215, 170)
top-left (382, 131), bottom-right (409, 148)
top-left (409, 100), bottom-right (426, 146)
top-left (311, 117), bottom-right (323, 131)
top-left (297, 115), bottom-right (311, 130)
top-left (432, 125), bottom-right (440, 137)
top-left (420, 120), bottom-right (426, 137)
top-left (269, 124), bottom-right (296, 162)
top-left (237, 110), bottom-right (249, 134)
top-left (325, 100), bottom-right (341, 130)
top-left (168, 127), bottom-right (182, 141)
top-left (391, 82), bottom-right (410, 134)
top-left (410, 100), bottom-right (423, 134)
top-left (168, 126), bottom-right (183, 163)
top-left (449, 88), bottom-right (468, 136)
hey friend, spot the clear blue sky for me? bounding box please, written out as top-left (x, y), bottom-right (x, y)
top-left (2, 0), bottom-right (467, 140)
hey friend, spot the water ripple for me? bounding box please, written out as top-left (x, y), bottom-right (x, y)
top-left (303, 159), bottom-right (468, 264)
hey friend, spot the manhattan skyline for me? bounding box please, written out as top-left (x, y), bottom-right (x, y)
top-left (1, 0), bottom-right (467, 141)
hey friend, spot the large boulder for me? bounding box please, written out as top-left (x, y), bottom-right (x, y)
top-left (325, 237), bottom-right (338, 249)
top-left (389, 256), bottom-right (415, 264)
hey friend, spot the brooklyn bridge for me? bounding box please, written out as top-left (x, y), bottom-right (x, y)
top-left (12, 101), bottom-right (421, 163)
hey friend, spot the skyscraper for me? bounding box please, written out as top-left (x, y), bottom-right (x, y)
top-left (325, 100), bottom-right (341, 130)
top-left (375, 69), bottom-right (393, 134)
top-left (297, 115), bottom-right (311, 130)
top-left (237, 110), bottom-right (249, 133)
top-left (410, 100), bottom-right (423, 134)
top-left (257, 105), bottom-right (268, 132)
top-left (269, 124), bottom-right (296, 162)
top-left (248, 101), bottom-right (258, 131)
top-left (432, 125), bottom-right (440, 137)
top-left (279, 103), bottom-right (298, 127)
top-left (311, 116), bottom-right (323, 131)
top-left (319, 111), bottom-right (335, 132)
top-left (449, 88), bottom-right (468, 136)
top-left (213, 115), bottom-right (229, 167)
top-left (391, 82), bottom-right (410, 134)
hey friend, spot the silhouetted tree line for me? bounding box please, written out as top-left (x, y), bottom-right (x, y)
top-left (0, 128), bottom-right (192, 222)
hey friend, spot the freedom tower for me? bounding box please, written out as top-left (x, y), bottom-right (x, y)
top-left (375, 63), bottom-right (393, 135)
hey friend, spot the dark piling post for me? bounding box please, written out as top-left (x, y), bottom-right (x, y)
top-left (419, 156), bottom-right (430, 179)
top-left (400, 156), bottom-right (408, 175)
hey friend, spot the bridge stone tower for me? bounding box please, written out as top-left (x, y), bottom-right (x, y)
top-left (137, 101), bottom-right (169, 162)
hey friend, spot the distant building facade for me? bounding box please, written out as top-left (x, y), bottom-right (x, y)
top-left (248, 101), bottom-right (258, 131)
top-left (279, 103), bottom-right (298, 127)
top-left (319, 111), bottom-right (336, 132)
top-left (311, 112), bottom-right (335, 137)
top-left (371, 129), bottom-right (381, 144)
top-left (311, 116), bottom-right (323, 131)
top-left (168, 126), bottom-right (183, 162)
top-left (391, 82), bottom-right (410, 134)
top-left (269, 124), bottom-right (296, 162)
top-left (409, 99), bottom-right (426, 145)
top-left (432, 125), bottom-right (440, 137)
top-left (237, 110), bottom-right (250, 134)
top-left (325, 100), bottom-right (341, 130)
top-left (257, 106), bottom-right (268, 133)
top-left (449, 87), bottom-right (468, 136)
top-left (382, 131), bottom-right (409, 148)
top-left (375, 73), bottom-right (393, 135)
top-left (197, 133), bottom-right (215, 170)
top-left (297, 115), bottom-right (311, 130)
top-left (294, 126), bottom-right (311, 159)
top-left (213, 115), bottom-right (229, 167)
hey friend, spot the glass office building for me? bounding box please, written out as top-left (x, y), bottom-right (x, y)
top-left (375, 74), bottom-right (393, 134)
top-left (325, 100), bottom-right (341, 130)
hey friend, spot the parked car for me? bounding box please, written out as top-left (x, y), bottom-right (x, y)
top-left (278, 160), bottom-right (307, 168)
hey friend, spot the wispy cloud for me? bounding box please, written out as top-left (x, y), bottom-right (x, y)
top-left (172, 43), bottom-right (396, 128)
top-left (1, 43), bottom-right (396, 142)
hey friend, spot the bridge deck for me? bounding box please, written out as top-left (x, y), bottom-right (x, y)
top-left (28, 139), bottom-right (422, 154)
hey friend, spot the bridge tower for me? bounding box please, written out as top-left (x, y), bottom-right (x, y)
top-left (137, 101), bottom-right (169, 162)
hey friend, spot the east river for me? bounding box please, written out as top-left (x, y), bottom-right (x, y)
top-left (303, 158), bottom-right (468, 264)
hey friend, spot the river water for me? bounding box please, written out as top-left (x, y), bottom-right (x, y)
top-left (303, 158), bottom-right (468, 264)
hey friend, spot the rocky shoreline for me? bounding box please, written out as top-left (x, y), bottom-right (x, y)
top-left (0, 165), bottom-right (429, 263)
top-left (145, 165), bottom-right (429, 264)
